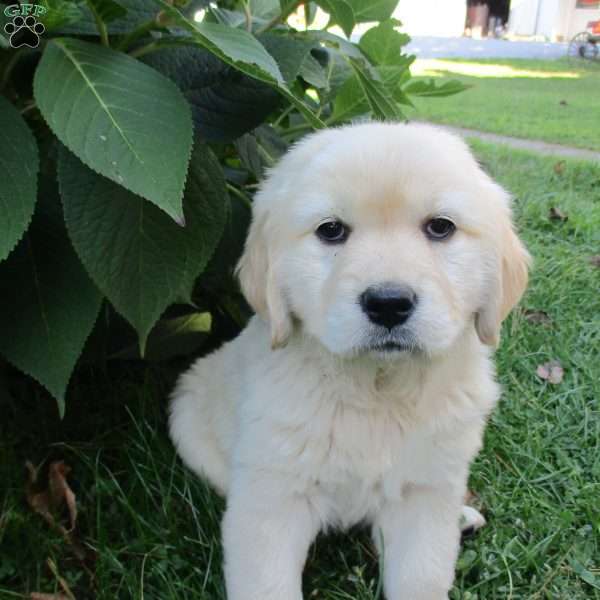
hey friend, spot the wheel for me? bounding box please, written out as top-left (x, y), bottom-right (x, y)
top-left (568, 32), bottom-right (599, 65)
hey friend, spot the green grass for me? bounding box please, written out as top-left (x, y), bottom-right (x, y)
top-left (408, 58), bottom-right (600, 152)
top-left (1, 144), bottom-right (599, 599)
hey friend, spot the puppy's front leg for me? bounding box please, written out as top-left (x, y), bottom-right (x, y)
top-left (374, 485), bottom-right (463, 600)
top-left (222, 483), bottom-right (318, 600)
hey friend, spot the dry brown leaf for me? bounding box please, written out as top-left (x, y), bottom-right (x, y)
top-left (25, 461), bottom-right (85, 561)
top-left (524, 309), bottom-right (552, 326)
top-left (30, 594), bottom-right (71, 600)
top-left (553, 160), bottom-right (566, 175)
top-left (549, 207), bottom-right (568, 222)
top-left (26, 461), bottom-right (77, 531)
top-left (536, 360), bottom-right (564, 385)
top-left (48, 462), bottom-right (77, 531)
top-left (589, 255), bottom-right (600, 268)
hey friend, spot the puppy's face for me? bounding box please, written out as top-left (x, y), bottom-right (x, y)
top-left (238, 124), bottom-right (529, 358)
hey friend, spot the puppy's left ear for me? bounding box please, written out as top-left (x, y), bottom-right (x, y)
top-left (476, 203), bottom-right (531, 347)
top-left (235, 212), bottom-right (292, 348)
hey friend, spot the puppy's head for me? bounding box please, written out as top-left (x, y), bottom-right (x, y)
top-left (237, 123), bottom-right (530, 357)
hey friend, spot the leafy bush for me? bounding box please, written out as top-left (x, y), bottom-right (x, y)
top-left (0, 0), bottom-right (465, 415)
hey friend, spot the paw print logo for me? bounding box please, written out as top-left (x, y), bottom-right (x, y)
top-left (4, 15), bottom-right (45, 49)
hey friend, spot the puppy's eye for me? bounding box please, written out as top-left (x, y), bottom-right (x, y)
top-left (424, 217), bottom-right (455, 241)
top-left (316, 220), bottom-right (349, 244)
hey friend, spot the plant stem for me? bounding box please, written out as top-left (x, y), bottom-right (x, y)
top-left (256, 0), bottom-right (302, 34)
top-left (86, 0), bottom-right (109, 47)
top-left (280, 122), bottom-right (317, 137)
top-left (241, 0), bottom-right (253, 33)
top-left (116, 19), bottom-right (159, 51)
top-left (273, 103), bottom-right (296, 127)
top-left (0, 48), bottom-right (26, 91)
top-left (129, 38), bottom-right (184, 58)
top-left (20, 101), bottom-right (37, 115)
top-left (227, 184), bottom-right (253, 209)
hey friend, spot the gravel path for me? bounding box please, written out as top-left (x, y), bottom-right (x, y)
top-left (406, 36), bottom-right (568, 60)
top-left (438, 124), bottom-right (600, 161)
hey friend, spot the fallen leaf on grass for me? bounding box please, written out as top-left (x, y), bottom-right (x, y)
top-left (26, 461), bottom-right (77, 531)
top-left (589, 255), bottom-right (600, 268)
top-left (536, 360), bottom-right (564, 384)
top-left (549, 207), bottom-right (568, 222)
top-left (553, 160), bottom-right (566, 175)
top-left (523, 309), bottom-right (552, 326)
top-left (25, 461), bottom-right (85, 561)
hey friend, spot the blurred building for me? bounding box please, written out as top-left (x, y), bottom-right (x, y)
top-left (507, 0), bottom-right (600, 40)
top-left (393, 0), bottom-right (600, 41)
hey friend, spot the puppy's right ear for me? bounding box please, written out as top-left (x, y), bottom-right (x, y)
top-left (236, 213), bottom-right (292, 348)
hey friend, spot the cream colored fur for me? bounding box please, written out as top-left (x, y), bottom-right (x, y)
top-left (169, 123), bottom-right (530, 600)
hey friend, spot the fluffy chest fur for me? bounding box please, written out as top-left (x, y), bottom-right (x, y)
top-left (227, 319), bottom-right (498, 528)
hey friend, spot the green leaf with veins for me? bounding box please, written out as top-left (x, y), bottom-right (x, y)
top-left (0, 96), bottom-right (39, 262)
top-left (34, 38), bottom-right (193, 222)
top-left (359, 19), bottom-right (411, 66)
top-left (58, 143), bottom-right (228, 352)
top-left (0, 183), bottom-right (102, 417)
top-left (346, 0), bottom-right (398, 22)
top-left (152, 0), bottom-right (325, 129)
top-left (316, 0), bottom-right (355, 37)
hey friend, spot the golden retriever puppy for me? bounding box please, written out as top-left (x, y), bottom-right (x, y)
top-left (169, 122), bottom-right (530, 600)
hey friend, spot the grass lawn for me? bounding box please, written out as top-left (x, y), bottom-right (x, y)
top-left (408, 58), bottom-right (600, 152)
top-left (1, 144), bottom-right (599, 599)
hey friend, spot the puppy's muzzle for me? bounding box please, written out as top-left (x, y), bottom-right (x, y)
top-left (360, 284), bottom-right (418, 330)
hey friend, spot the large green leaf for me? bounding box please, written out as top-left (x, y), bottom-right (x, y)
top-left (142, 46), bottom-right (280, 143)
top-left (331, 73), bottom-right (368, 122)
top-left (154, 0), bottom-right (284, 85)
top-left (331, 57), bottom-right (403, 123)
top-left (0, 185), bottom-right (102, 416)
top-left (251, 0), bottom-right (280, 20)
top-left (152, 0), bottom-right (324, 129)
top-left (58, 143), bottom-right (229, 351)
top-left (346, 0), bottom-right (398, 22)
top-left (0, 96), bottom-right (38, 262)
top-left (87, 0), bottom-right (127, 23)
top-left (34, 38), bottom-right (193, 222)
top-left (235, 125), bottom-right (287, 179)
top-left (349, 58), bottom-right (402, 120)
top-left (54, 0), bottom-right (157, 35)
top-left (299, 53), bottom-right (329, 89)
top-left (260, 34), bottom-right (316, 84)
top-left (316, 0), bottom-right (355, 37)
top-left (39, 0), bottom-right (85, 31)
top-left (359, 19), bottom-right (410, 66)
top-left (403, 79), bottom-right (470, 98)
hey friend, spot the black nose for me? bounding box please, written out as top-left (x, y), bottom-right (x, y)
top-left (360, 284), bottom-right (417, 330)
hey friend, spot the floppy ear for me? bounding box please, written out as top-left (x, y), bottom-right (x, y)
top-left (236, 213), bottom-right (292, 348)
top-left (476, 213), bottom-right (531, 347)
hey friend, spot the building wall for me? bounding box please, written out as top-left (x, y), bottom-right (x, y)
top-left (507, 0), bottom-right (600, 40)
top-left (393, 0), bottom-right (467, 37)
top-left (567, 2), bottom-right (600, 38)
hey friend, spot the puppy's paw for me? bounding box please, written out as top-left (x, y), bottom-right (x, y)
top-left (460, 505), bottom-right (486, 538)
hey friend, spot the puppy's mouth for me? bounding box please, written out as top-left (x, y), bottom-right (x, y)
top-left (369, 341), bottom-right (411, 353)
top-left (360, 332), bottom-right (420, 356)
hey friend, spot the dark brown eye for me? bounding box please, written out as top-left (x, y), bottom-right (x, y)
top-left (424, 217), bottom-right (455, 240)
top-left (316, 220), bottom-right (349, 244)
